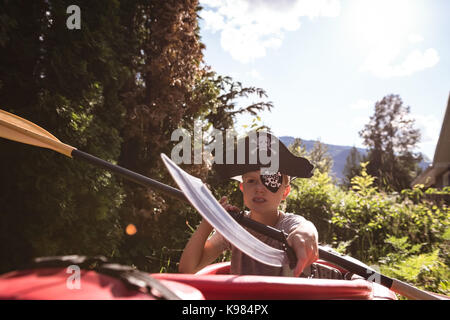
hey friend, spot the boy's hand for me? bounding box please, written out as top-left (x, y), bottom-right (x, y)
top-left (286, 220), bottom-right (319, 276)
top-left (219, 196), bottom-right (241, 213)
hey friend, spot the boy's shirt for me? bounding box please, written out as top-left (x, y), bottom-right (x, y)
top-left (208, 211), bottom-right (307, 276)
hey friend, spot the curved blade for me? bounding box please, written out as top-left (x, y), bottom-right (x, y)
top-left (161, 153), bottom-right (286, 267)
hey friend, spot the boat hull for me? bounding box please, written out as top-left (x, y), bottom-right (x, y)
top-left (153, 262), bottom-right (397, 300)
top-left (0, 260), bottom-right (397, 300)
top-left (0, 268), bottom-right (204, 300)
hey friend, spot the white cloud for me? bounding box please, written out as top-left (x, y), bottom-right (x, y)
top-left (414, 114), bottom-right (441, 144)
top-left (351, 116), bottom-right (370, 130)
top-left (360, 45), bottom-right (440, 79)
top-left (412, 113), bottom-right (441, 159)
top-left (201, 9), bottom-right (226, 32)
top-left (200, 0), bottom-right (341, 63)
top-left (348, 99), bottom-right (374, 141)
top-left (401, 49), bottom-right (440, 74)
top-left (247, 69), bottom-right (263, 80)
top-left (408, 33), bottom-right (424, 44)
top-left (201, 0), bottom-right (222, 8)
top-left (349, 1), bottom-right (439, 79)
top-left (349, 99), bottom-right (372, 110)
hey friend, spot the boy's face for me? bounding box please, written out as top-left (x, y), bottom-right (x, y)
top-left (239, 170), bottom-right (290, 215)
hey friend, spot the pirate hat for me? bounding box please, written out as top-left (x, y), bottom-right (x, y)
top-left (213, 131), bottom-right (313, 181)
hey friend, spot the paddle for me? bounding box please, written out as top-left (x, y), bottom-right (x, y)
top-left (0, 109), bottom-right (187, 202)
top-left (0, 109), bottom-right (446, 300)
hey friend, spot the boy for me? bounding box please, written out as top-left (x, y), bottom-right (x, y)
top-left (178, 132), bottom-right (319, 277)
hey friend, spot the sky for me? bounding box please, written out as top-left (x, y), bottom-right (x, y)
top-left (197, 0), bottom-right (450, 161)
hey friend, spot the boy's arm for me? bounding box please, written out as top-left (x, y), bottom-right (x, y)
top-left (286, 220), bottom-right (319, 276)
top-left (178, 219), bottom-right (224, 274)
top-left (179, 197), bottom-right (237, 274)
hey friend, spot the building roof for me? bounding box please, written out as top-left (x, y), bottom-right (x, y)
top-left (411, 93), bottom-right (450, 187)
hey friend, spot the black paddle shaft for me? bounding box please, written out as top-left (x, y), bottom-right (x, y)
top-left (230, 211), bottom-right (297, 269)
top-left (72, 149), bottom-right (188, 202)
top-left (74, 149), bottom-right (384, 275)
top-left (72, 149), bottom-right (299, 268)
top-left (72, 149), bottom-right (302, 269)
top-left (232, 211), bottom-right (393, 286)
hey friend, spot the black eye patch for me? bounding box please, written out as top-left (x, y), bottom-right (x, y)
top-left (260, 172), bottom-right (283, 193)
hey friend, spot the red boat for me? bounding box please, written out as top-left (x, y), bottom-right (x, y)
top-left (0, 257), bottom-right (203, 300)
top-left (154, 261), bottom-right (397, 300)
top-left (0, 256), bottom-right (397, 300)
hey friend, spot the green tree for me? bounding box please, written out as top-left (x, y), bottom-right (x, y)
top-left (203, 74), bottom-right (273, 131)
top-left (97, 0), bottom-right (275, 271)
top-left (359, 94), bottom-right (422, 191)
top-left (288, 138), bottom-right (308, 158)
top-left (309, 140), bottom-right (333, 175)
top-left (113, 0), bottom-right (209, 270)
top-left (0, 0), bottom-right (130, 272)
top-left (0, 0), bottom-right (275, 274)
top-left (342, 146), bottom-right (363, 188)
top-left (288, 138), bottom-right (333, 174)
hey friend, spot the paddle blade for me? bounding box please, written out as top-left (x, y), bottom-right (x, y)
top-left (0, 109), bottom-right (75, 157)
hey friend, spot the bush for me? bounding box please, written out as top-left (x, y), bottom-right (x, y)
top-left (286, 162), bottom-right (449, 296)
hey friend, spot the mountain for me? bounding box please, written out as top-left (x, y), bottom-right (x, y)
top-left (279, 136), bottom-right (431, 183)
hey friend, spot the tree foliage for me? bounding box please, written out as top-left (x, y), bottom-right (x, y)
top-left (309, 140), bottom-right (333, 175)
top-left (112, 0), bottom-right (209, 270)
top-left (288, 138), bottom-right (333, 175)
top-left (342, 146), bottom-right (363, 188)
top-left (359, 94), bottom-right (422, 191)
top-left (289, 138), bottom-right (308, 158)
top-left (286, 163), bottom-right (449, 296)
top-left (0, 0), bottom-right (129, 273)
top-left (0, 0), bottom-right (274, 273)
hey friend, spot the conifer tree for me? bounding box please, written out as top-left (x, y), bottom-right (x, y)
top-left (342, 147), bottom-right (363, 188)
top-left (310, 140), bottom-right (333, 175)
top-left (359, 94), bottom-right (422, 191)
